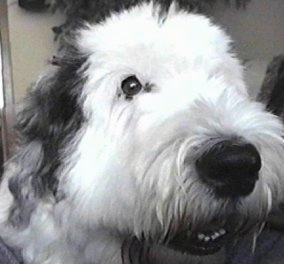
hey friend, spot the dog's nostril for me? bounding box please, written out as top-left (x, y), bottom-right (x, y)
top-left (196, 141), bottom-right (261, 198)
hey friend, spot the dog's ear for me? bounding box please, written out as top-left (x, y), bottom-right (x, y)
top-left (7, 44), bottom-right (88, 228)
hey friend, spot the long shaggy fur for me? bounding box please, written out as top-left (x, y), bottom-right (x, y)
top-left (1, 1), bottom-right (284, 264)
top-left (50, 0), bottom-right (250, 47)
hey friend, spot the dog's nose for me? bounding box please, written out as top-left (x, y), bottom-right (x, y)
top-left (196, 140), bottom-right (261, 198)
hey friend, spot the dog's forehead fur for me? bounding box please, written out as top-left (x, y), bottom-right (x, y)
top-left (80, 3), bottom-right (237, 87)
top-left (78, 3), bottom-right (246, 125)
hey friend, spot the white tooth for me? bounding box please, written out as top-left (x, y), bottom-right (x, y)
top-left (214, 232), bottom-right (220, 238)
top-left (219, 229), bottom-right (226, 235)
top-left (198, 233), bottom-right (205, 240)
top-left (211, 233), bottom-right (218, 240)
top-left (204, 236), bottom-right (210, 242)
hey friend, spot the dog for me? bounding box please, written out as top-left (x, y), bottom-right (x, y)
top-left (1, 1), bottom-right (284, 263)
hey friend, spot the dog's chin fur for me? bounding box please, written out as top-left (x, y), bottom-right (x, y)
top-left (1, 1), bottom-right (284, 263)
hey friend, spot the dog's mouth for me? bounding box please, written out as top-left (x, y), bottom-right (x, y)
top-left (173, 226), bottom-right (229, 256)
top-left (167, 216), bottom-right (243, 256)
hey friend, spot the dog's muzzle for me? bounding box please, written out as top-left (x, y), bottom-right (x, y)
top-left (169, 140), bottom-right (262, 256)
top-left (196, 140), bottom-right (262, 198)
top-left (126, 140), bottom-right (263, 258)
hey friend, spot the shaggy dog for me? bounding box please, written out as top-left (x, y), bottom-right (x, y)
top-left (1, 0), bottom-right (284, 263)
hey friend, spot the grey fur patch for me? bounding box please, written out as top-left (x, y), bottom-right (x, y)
top-left (8, 142), bottom-right (43, 228)
top-left (6, 33), bottom-right (88, 228)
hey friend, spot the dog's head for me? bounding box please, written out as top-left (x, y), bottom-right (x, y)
top-left (7, 0), bottom-right (284, 257)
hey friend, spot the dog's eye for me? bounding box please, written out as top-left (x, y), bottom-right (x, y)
top-left (121, 76), bottom-right (142, 97)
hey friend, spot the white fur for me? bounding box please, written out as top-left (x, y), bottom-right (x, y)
top-left (1, 2), bottom-right (284, 264)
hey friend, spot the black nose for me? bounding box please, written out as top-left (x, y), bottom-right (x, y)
top-left (196, 140), bottom-right (261, 198)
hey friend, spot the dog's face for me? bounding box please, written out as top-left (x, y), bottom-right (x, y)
top-left (8, 1), bottom-right (284, 258)
top-left (52, 2), bottom-right (284, 255)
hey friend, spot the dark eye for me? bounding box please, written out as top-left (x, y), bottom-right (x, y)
top-left (121, 76), bottom-right (142, 97)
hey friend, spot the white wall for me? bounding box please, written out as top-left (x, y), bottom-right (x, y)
top-left (7, 0), bottom-right (63, 102)
top-left (0, 42), bottom-right (3, 109)
top-left (211, 0), bottom-right (284, 60)
top-left (210, 0), bottom-right (284, 98)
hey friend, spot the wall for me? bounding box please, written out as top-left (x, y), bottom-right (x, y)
top-left (0, 41), bottom-right (3, 109)
top-left (211, 0), bottom-right (284, 60)
top-left (7, 0), bottom-right (62, 102)
top-left (210, 0), bottom-right (284, 98)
